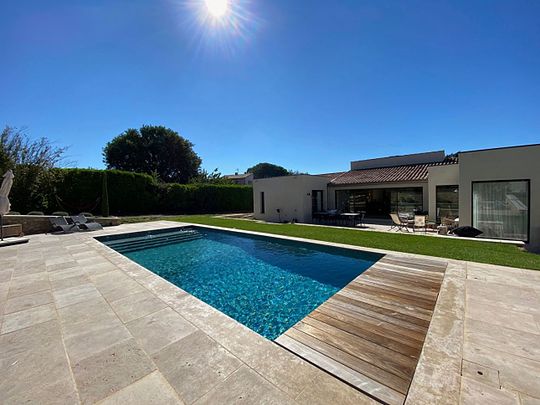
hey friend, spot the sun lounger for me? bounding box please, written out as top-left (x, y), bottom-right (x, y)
top-left (49, 217), bottom-right (80, 234)
top-left (69, 215), bottom-right (103, 231)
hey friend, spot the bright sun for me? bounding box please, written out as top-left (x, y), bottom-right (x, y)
top-left (204, 0), bottom-right (229, 18)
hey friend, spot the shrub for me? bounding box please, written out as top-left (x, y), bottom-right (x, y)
top-left (9, 167), bottom-right (252, 215)
top-left (159, 183), bottom-right (253, 214)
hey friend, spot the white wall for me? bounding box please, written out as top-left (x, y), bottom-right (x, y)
top-left (253, 175), bottom-right (330, 223)
top-left (427, 164), bottom-right (460, 220)
top-left (458, 145), bottom-right (540, 250)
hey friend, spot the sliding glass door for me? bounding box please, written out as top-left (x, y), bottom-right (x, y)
top-left (436, 185), bottom-right (459, 222)
top-left (472, 180), bottom-right (529, 241)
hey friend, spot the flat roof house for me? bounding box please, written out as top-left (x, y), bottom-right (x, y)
top-left (253, 143), bottom-right (540, 251)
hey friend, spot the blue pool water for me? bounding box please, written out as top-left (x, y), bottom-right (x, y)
top-left (100, 227), bottom-right (380, 340)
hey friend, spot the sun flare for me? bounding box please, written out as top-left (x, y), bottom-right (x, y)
top-left (205, 0), bottom-right (229, 18)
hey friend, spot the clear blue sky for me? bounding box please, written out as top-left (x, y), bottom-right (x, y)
top-left (1, 0), bottom-right (539, 174)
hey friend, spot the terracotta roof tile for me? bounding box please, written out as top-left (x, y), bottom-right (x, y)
top-left (330, 162), bottom-right (457, 185)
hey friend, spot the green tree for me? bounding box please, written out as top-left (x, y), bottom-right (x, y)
top-left (189, 168), bottom-right (232, 184)
top-left (1, 126), bottom-right (68, 213)
top-left (247, 162), bottom-right (289, 179)
top-left (103, 125), bottom-right (201, 183)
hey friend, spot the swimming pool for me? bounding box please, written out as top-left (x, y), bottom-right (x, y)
top-left (98, 227), bottom-right (381, 340)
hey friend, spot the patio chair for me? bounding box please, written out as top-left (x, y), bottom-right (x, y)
top-left (49, 217), bottom-right (80, 234)
top-left (441, 217), bottom-right (458, 231)
top-left (389, 213), bottom-right (410, 232)
top-left (68, 215), bottom-right (103, 231)
top-left (413, 215), bottom-right (427, 233)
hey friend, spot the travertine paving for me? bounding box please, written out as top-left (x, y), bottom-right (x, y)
top-left (0, 222), bottom-right (376, 405)
top-left (0, 220), bottom-right (539, 404)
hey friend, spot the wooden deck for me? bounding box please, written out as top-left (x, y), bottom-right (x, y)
top-left (275, 255), bottom-right (447, 405)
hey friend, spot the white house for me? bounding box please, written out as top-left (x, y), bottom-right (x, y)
top-left (253, 144), bottom-right (540, 251)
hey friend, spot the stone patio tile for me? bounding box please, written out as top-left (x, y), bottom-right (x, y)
top-left (467, 293), bottom-right (540, 317)
top-left (8, 272), bottom-right (50, 298)
top-left (58, 296), bottom-right (131, 362)
top-left (92, 271), bottom-right (146, 301)
top-left (0, 303), bottom-right (56, 334)
top-left (171, 295), bottom-right (322, 398)
top-left (53, 283), bottom-right (101, 309)
top-left (295, 368), bottom-right (376, 404)
top-left (460, 376), bottom-right (519, 405)
top-left (0, 268), bottom-right (12, 283)
top-left (83, 261), bottom-right (119, 277)
top-left (0, 320), bottom-right (79, 404)
top-left (12, 259), bottom-right (46, 278)
top-left (194, 365), bottom-right (295, 405)
top-left (465, 318), bottom-right (540, 362)
top-left (463, 343), bottom-right (540, 399)
top-left (127, 307), bottom-right (197, 355)
top-left (405, 358), bottom-right (461, 405)
top-left (72, 338), bottom-right (156, 405)
top-left (45, 255), bottom-right (75, 266)
top-left (461, 359), bottom-right (500, 388)
top-left (466, 299), bottom-right (539, 334)
top-left (520, 393), bottom-right (540, 405)
top-left (46, 260), bottom-right (79, 272)
top-left (51, 274), bottom-right (92, 291)
top-left (110, 290), bottom-right (168, 323)
top-left (48, 266), bottom-right (86, 282)
top-left (465, 279), bottom-right (539, 311)
top-left (98, 371), bottom-right (184, 405)
top-left (153, 330), bottom-right (242, 404)
top-left (0, 281), bottom-right (10, 302)
top-left (4, 290), bottom-right (54, 314)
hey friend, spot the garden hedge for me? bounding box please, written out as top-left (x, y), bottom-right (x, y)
top-left (9, 167), bottom-right (252, 216)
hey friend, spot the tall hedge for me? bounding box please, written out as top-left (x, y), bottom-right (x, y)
top-left (159, 183), bottom-right (253, 214)
top-left (9, 167), bottom-right (252, 215)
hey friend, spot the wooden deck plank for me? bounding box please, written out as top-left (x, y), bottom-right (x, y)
top-left (276, 334), bottom-right (407, 405)
top-left (279, 254), bottom-right (447, 404)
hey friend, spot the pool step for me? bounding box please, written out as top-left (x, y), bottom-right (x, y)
top-left (105, 230), bottom-right (201, 249)
top-left (105, 230), bottom-right (203, 253)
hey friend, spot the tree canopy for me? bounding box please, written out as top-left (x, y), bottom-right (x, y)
top-left (103, 125), bottom-right (201, 183)
top-left (1, 126), bottom-right (68, 170)
top-left (247, 162), bottom-right (290, 179)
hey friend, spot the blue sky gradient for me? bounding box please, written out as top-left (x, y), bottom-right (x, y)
top-left (1, 0), bottom-right (539, 174)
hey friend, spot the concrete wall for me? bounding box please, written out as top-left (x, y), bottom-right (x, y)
top-left (427, 164), bottom-right (460, 220)
top-left (2, 215), bottom-right (120, 235)
top-left (253, 175), bottom-right (329, 223)
top-left (458, 145), bottom-right (540, 250)
top-left (328, 182), bottom-right (429, 213)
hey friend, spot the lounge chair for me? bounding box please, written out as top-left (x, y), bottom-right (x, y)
top-left (69, 215), bottom-right (103, 231)
top-left (389, 213), bottom-right (410, 232)
top-left (50, 217), bottom-right (80, 234)
top-left (413, 215), bottom-right (427, 233)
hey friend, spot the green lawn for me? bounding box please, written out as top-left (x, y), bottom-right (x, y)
top-left (121, 215), bottom-right (540, 270)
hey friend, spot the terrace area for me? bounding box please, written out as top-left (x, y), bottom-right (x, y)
top-left (1, 220), bottom-right (539, 404)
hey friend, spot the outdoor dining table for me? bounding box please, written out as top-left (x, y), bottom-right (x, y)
top-left (312, 211), bottom-right (365, 228)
